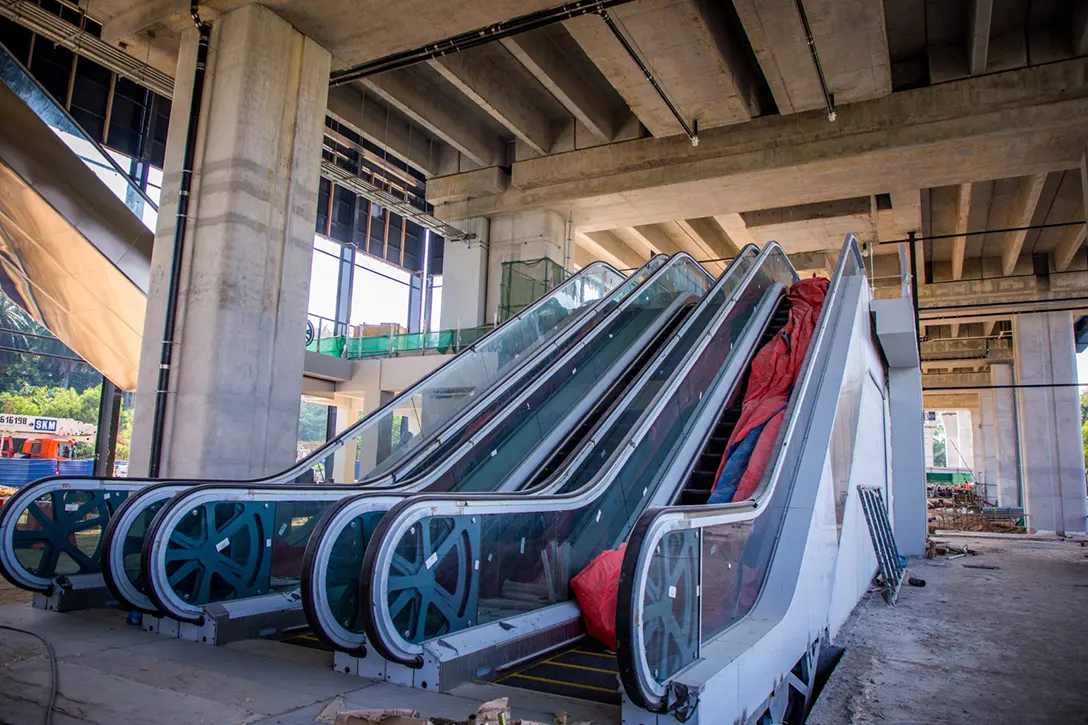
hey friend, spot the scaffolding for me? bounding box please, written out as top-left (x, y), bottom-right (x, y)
top-left (498, 257), bottom-right (569, 323)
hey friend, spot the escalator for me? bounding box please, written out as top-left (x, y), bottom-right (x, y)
top-left (126, 254), bottom-right (714, 641)
top-left (614, 237), bottom-right (883, 724)
top-left (298, 251), bottom-right (759, 656)
top-left (351, 243), bottom-right (799, 692)
top-left (0, 260), bottom-right (630, 606)
top-left (492, 292), bottom-right (796, 706)
top-left (0, 40), bottom-right (156, 389)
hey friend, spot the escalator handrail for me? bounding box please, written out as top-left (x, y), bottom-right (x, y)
top-left (358, 244), bottom-right (788, 667)
top-left (137, 254), bottom-right (706, 622)
top-left (615, 235), bottom-right (866, 711)
top-left (0, 260), bottom-right (628, 594)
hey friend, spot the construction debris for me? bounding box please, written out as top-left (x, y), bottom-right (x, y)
top-left (330, 699), bottom-right (552, 725)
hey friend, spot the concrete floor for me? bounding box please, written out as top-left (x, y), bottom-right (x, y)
top-left (2, 533), bottom-right (1085, 724)
top-left (809, 533), bottom-right (1088, 724)
top-left (0, 601), bottom-right (616, 725)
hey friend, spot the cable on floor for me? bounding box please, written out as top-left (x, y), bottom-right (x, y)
top-left (0, 624), bottom-right (57, 725)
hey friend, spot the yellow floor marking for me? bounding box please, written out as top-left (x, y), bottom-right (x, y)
top-left (504, 672), bottom-right (616, 694)
top-left (545, 660), bottom-right (616, 675)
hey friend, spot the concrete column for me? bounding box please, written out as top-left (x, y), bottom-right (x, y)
top-left (331, 399), bottom-right (362, 483)
top-left (129, 5), bottom-right (331, 478)
top-left (971, 409), bottom-right (985, 491)
top-left (941, 411), bottom-right (961, 469)
top-left (990, 364), bottom-right (1022, 508)
top-left (486, 210), bottom-right (570, 323)
top-left (439, 218), bottom-right (490, 331)
top-left (957, 409), bottom-right (975, 471)
top-left (979, 391), bottom-right (1000, 504)
top-left (1013, 312), bottom-right (1088, 535)
top-left (888, 367), bottom-right (927, 556)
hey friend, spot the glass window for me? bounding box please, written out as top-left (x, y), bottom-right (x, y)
top-left (0, 18), bottom-right (34, 66)
top-left (69, 58), bottom-right (111, 143)
top-left (429, 276), bottom-right (443, 332)
top-left (315, 178), bottom-right (331, 235)
top-left (330, 184), bottom-right (355, 243)
top-left (149, 94), bottom-right (171, 169)
top-left (29, 38), bottom-right (73, 104)
top-left (107, 77), bottom-right (148, 158)
top-left (386, 213), bottom-right (403, 266)
top-left (350, 254), bottom-right (410, 330)
top-left (429, 235), bottom-right (445, 276)
top-left (403, 220), bottom-right (422, 272)
top-left (308, 239), bottom-right (340, 320)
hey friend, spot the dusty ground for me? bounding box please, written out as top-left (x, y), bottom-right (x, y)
top-left (809, 533), bottom-right (1088, 725)
top-left (0, 576), bottom-right (32, 607)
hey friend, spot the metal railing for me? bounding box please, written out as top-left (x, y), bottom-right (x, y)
top-left (305, 313), bottom-right (496, 360)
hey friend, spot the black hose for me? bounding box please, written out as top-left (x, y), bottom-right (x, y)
top-left (148, 19), bottom-right (210, 477)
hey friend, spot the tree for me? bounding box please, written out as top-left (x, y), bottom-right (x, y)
top-left (933, 424), bottom-right (948, 468)
top-left (1081, 390), bottom-right (1088, 467)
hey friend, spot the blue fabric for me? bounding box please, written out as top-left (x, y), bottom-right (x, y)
top-left (707, 425), bottom-right (765, 505)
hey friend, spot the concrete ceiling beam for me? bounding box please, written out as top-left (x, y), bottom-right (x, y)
top-left (677, 217), bottom-right (740, 261)
top-left (327, 85), bottom-right (448, 177)
top-left (1058, 147), bottom-right (1088, 272)
top-left (626, 224), bottom-right (685, 256)
top-left (930, 183), bottom-right (973, 280)
top-left (999, 174), bottom-right (1047, 275)
top-left (741, 197), bottom-right (873, 228)
top-left (571, 243), bottom-right (595, 269)
top-left (731, 0), bottom-right (824, 114)
top-left (923, 371), bottom-right (991, 388)
top-left (563, 0), bottom-right (759, 138)
top-left (429, 51), bottom-right (553, 156)
top-left (500, 31), bottom-right (613, 143)
top-left (968, 0), bottom-right (994, 75)
top-left (579, 230), bottom-right (644, 270)
top-left (983, 319), bottom-right (1000, 337)
top-left (712, 213), bottom-right (756, 250)
top-left (361, 71), bottom-right (504, 168)
top-left (101, 0), bottom-right (189, 44)
top-left (434, 59), bottom-right (1088, 228)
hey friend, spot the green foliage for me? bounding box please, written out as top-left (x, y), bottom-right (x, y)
top-left (297, 402), bottom-right (329, 443)
top-left (0, 383), bottom-right (103, 422)
top-left (1081, 390), bottom-right (1088, 467)
top-left (933, 424), bottom-right (947, 468)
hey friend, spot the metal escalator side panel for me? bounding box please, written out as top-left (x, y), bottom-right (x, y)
top-left (133, 257), bottom-right (673, 622)
top-left (615, 236), bottom-right (868, 715)
top-left (357, 245), bottom-right (784, 668)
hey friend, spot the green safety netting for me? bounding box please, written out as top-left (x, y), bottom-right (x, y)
top-left (308, 325), bottom-right (495, 360)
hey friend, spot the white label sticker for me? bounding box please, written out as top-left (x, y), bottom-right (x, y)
top-left (278, 523), bottom-right (287, 536)
top-left (64, 503), bottom-right (79, 512)
top-left (668, 585), bottom-right (677, 600)
top-left (265, 539), bottom-right (272, 548)
top-left (103, 493), bottom-right (111, 499)
top-left (215, 538), bottom-right (229, 552)
top-left (425, 552), bottom-right (438, 569)
top-left (595, 510), bottom-right (602, 523)
top-left (474, 560), bottom-right (479, 571)
top-left (519, 537), bottom-right (525, 554)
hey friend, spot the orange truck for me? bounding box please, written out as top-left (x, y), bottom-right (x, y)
top-left (0, 414), bottom-right (94, 461)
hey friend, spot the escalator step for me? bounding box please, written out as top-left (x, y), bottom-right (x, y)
top-left (682, 489), bottom-right (711, 505)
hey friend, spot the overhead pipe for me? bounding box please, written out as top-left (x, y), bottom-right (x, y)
top-left (148, 3), bottom-right (210, 477)
top-left (793, 0), bottom-right (836, 121)
top-left (597, 8), bottom-right (698, 145)
top-left (329, 0), bottom-right (637, 85)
